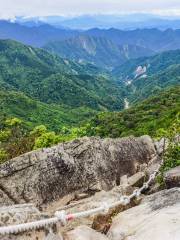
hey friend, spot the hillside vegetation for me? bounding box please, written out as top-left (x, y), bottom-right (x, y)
top-left (0, 89), bottom-right (96, 130)
top-left (82, 87), bottom-right (180, 138)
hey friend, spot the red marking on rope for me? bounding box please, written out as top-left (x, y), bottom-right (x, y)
top-left (67, 214), bottom-right (74, 221)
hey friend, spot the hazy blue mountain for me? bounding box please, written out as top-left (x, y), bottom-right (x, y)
top-left (86, 28), bottom-right (180, 52)
top-left (2, 20), bottom-right (180, 54)
top-left (44, 35), bottom-right (154, 69)
top-left (0, 20), bottom-right (78, 47)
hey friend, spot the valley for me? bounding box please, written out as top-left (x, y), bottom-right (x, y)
top-left (0, 31), bottom-right (179, 160)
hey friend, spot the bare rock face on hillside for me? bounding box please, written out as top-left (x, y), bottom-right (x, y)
top-left (0, 136), bottom-right (156, 207)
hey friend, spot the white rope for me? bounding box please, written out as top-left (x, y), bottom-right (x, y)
top-left (55, 210), bottom-right (67, 226)
top-left (0, 159), bottom-right (163, 236)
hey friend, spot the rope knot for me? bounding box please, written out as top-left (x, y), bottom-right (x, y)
top-left (143, 182), bottom-right (149, 189)
top-left (150, 173), bottom-right (156, 180)
top-left (102, 202), bottom-right (110, 214)
top-left (55, 210), bottom-right (67, 226)
top-left (121, 196), bottom-right (130, 205)
top-left (134, 189), bottom-right (141, 197)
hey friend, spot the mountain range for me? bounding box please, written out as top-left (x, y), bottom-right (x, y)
top-left (86, 28), bottom-right (180, 52)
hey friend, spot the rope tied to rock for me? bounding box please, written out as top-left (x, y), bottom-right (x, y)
top-left (0, 159), bottom-right (163, 236)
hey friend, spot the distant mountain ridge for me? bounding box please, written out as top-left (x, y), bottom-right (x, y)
top-left (44, 35), bottom-right (154, 69)
top-left (0, 20), bottom-right (78, 47)
top-left (86, 28), bottom-right (180, 52)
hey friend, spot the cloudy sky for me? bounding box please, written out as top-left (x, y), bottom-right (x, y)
top-left (1, 0), bottom-right (180, 19)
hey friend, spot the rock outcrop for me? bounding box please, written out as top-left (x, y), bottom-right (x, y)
top-left (165, 166), bottom-right (180, 189)
top-left (108, 188), bottom-right (180, 240)
top-left (0, 136), bottom-right (156, 207)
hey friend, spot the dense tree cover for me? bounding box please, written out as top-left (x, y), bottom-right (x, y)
top-left (0, 39), bottom-right (125, 111)
top-left (81, 87), bottom-right (180, 138)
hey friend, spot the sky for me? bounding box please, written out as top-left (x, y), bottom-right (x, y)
top-left (1, 0), bottom-right (180, 19)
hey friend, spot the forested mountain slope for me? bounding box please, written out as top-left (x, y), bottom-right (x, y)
top-left (0, 39), bottom-right (125, 111)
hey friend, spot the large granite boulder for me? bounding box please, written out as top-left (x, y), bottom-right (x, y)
top-left (108, 188), bottom-right (180, 240)
top-left (0, 136), bottom-right (156, 207)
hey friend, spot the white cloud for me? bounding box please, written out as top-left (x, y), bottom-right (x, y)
top-left (0, 0), bottom-right (180, 18)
